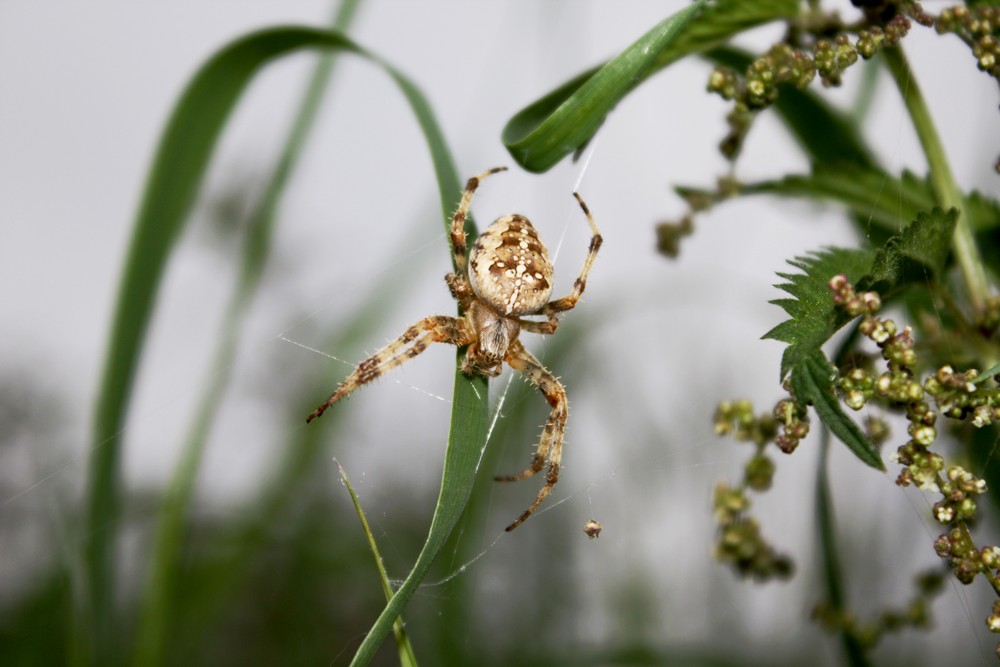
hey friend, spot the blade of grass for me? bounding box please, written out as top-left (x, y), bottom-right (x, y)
top-left (159, 224), bottom-right (435, 655)
top-left (336, 460), bottom-right (419, 667)
top-left (84, 24), bottom-right (485, 667)
top-left (502, 0), bottom-right (798, 172)
top-left (349, 366), bottom-right (488, 666)
top-left (131, 4), bottom-right (361, 666)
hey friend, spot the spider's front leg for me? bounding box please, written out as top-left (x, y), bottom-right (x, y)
top-left (496, 340), bottom-right (568, 531)
top-left (449, 166), bottom-right (507, 273)
top-left (536, 192), bottom-right (603, 331)
top-left (306, 315), bottom-right (473, 423)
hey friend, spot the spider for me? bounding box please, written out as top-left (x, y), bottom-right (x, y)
top-left (307, 167), bottom-right (602, 531)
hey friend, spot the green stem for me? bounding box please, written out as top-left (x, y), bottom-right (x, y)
top-left (337, 461), bottom-right (419, 667)
top-left (882, 45), bottom-right (990, 314)
top-left (816, 429), bottom-right (871, 667)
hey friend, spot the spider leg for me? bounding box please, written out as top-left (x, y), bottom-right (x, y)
top-left (536, 192), bottom-right (603, 329)
top-left (450, 166), bottom-right (507, 273)
top-left (518, 319), bottom-right (557, 335)
top-left (306, 315), bottom-right (473, 423)
top-left (444, 272), bottom-right (476, 312)
top-left (495, 340), bottom-right (568, 531)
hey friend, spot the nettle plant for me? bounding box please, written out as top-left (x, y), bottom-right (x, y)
top-left (661, 0), bottom-right (1000, 658)
top-left (73, 1), bottom-right (1000, 666)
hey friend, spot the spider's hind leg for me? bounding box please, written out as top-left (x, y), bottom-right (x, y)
top-left (306, 315), bottom-right (472, 422)
top-left (495, 340), bottom-right (568, 531)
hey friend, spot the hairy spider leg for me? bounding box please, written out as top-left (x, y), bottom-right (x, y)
top-left (532, 192), bottom-right (604, 333)
top-left (496, 339), bottom-right (568, 532)
top-left (449, 166), bottom-right (508, 274)
top-left (306, 315), bottom-right (474, 422)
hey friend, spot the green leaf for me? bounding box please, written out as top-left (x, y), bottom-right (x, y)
top-left (864, 208), bottom-right (958, 291)
top-left (764, 247), bottom-right (875, 380)
top-left (765, 209), bottom-right (957, 382)
top-left (791, 352), bottom-right (885, 470)
top-left (765, 209), bottom-right (961, 469)
top-left (502, 0), bottom-right (798, 172)
top-left (765, 209), bottom-right (957, 381)
top-left (744, 166), bottom-right (997, 235)
top-left (85, 23), bottom-right (487, 667)
top-left (349, 370), bottom-right (488, 667)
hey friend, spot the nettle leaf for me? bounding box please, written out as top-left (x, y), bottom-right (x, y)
top-left (863, 207), bottom-right (957, 292)
top-left (745, 165), bottom-right (996, 235)
top-left (765, 209), bottom-right (957, 469)
top-left (764, 247), bottom-right (875, 380)
top-left (791, 351), bottom-right (885, 470)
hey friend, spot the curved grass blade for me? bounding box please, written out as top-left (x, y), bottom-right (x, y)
top-left (85, 24), bottom-right (486, 667)
top-left (131, 4), bottom-right (360, 666)
top-left (150, 226), bottom-right (435, 656)
top-left (502, 0), bottom-right (799, 173)
top-left (350, 369), bottom-right (488, 666)
top-left (336, 460), bottom-right (419, 667)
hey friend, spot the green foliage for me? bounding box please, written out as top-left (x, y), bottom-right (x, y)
top-left (766, 209), bottom-right (957, 378)
top-left (864, 208), bottom-right (957, 291)
top-left (789, 350), bottom-right (884, 471)
top-left (10, 2), bottom-right (1000, 666)
top-left (744, 166), bottom-right (1000, 236)
top-left (703, 46), bottom-right (876, 168)
top-left (82, 20), bottom-right (487, 667)
top-left (766, 247), bottom-right (875, 380)
top-left (764, 209), bottom-right (957, 468)
top-left (502, 0), bottom-right (797, 172)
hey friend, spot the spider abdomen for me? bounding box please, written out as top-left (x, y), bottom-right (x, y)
top-left (468, 214), bottom-right (554, 316)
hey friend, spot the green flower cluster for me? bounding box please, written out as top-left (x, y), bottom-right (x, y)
top-left (706, 13), bottom-right (914, 159)
top-left (936, 6), bottom-right (1000, 82)
top-left (712, 481), bottom-right (793, 581)
top-left (814, 568), bottom-right (943, 648)
top-left (829, 275), bottom-right (1000, 651)
top-left (711, 400), bottom-right (798, 581)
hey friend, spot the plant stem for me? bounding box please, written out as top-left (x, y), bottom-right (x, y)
top-left (816, 430), bottom-right (871, 667)
top-left (882, 45), bottom-right (990, 314)
top-left (337, 461), bottom-right (419, 667)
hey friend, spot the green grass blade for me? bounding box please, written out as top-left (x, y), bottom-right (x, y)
top-left (349, 369), bottom-right (488, 666)
top-left (130, 4), bottom-right (360, 666)
top-left (337, 461), bottom-right (419, 667)
top-left (502, 1), bottom-right (705, 173)
top-left (84, 23), bottom-right (484, 667)
top-left (502, 0), bottom-right (798, 173)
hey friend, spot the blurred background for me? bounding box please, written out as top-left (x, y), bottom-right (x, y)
top-left (2, 1), bottom-right (999, 665)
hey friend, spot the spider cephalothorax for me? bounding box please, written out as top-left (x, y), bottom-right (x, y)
top-left (307, 167), bottom-right (602, 530)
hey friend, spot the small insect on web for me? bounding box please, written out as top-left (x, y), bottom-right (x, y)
top-left (307, 167), bottom-right (602, 531)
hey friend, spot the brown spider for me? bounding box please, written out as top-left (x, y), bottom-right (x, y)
top-left (307, 167), bottom-right (602, 531)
